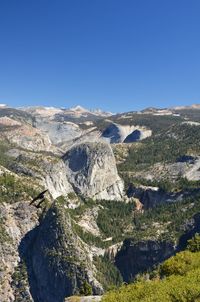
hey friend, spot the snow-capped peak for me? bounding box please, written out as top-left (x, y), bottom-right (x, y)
top-left (69, 105), bottom-right (89, 112)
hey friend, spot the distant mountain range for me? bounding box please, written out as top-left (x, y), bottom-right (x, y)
top-left (1, 102), bottom-right (199, 116)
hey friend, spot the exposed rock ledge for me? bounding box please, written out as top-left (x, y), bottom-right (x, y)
top-left (65, 296), bottom-right (102, 302)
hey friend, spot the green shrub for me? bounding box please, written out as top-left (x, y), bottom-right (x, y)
top-left (160, 251), bottom-right (200, 277)
top-left (187, 233), bottom-right (200, 252)
top-left (102, 267), bottom-right (200, 302)
top-left (102, 242), bottom-right (200, 302)
top-left (79, 281), bottom-right (92, 296)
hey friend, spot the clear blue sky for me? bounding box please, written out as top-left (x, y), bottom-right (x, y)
top-left (0, 0), bottom-right (200, 112)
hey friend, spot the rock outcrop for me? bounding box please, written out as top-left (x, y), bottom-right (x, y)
top-left (6, 140), bottom-right (124, 202)
top-left (62, 142), bottom-right (124, 200)
top-left (114, 212), bottom-right (200, 283)
top-left (115, 239), bottom-right (176, 282)
top-left (127, 184), bottom-right (200, 209)
top-left (0, 200), bottom-right (38, 302)
top-left (131, 156), bottom-right (200, 183)
top-left (35, 117), bottom-right (83, 146)
top-left (43, 160), bottom-right (75, 200)
top-left (0, 117), bottom-right (54, 152)
top-left (184, 157), bottom-right (200, 181)
top-left (6, 148), bottom-right (76, 204)
top-left (26, 201), bottom-right (103, 302)
top-left (65, 296), bottom-right (102, 302)
top-left (101, 123), bottom-right (152, 143)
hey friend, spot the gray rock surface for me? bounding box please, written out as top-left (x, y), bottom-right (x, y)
top-left (0, 117), bottom-right (54, 152)
top-left (0, 199), bottom-right (38, 302)
top-left (35, 117), bottom-right (83, 145)
top-left (65, 296), bottom-right (102, 302)
top-left (63, 142), bottom-right (124, 200)
top-left (184, 157), bottom-right (200, 181)
top-left (43, 159), bottom-right (75, 200)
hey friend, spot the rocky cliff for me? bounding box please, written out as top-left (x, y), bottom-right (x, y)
top-left (115, 239), bottom-right (175, 282)
top-left (115, 212), bottom-right (200, 283)
top-left (24, 201), bottom-right (103, 302)
top-left (0, 200), bottom-right (38, 302)
top-left (43, 159), bottom-right (75, 200)
top-left (0, 117), bottom-right (54, 152)
top-left (127, 184), bottom-right (200, 209)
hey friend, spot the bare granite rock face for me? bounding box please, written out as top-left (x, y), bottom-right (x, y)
top-left (43, 159), bottom-right (75, 200)
top-left (6, 148), bottom-right (76, 205)
top-left (6, 141), bottom-right (124, 203)
top-left (0, 118), bottom-right (55, 152)
top-left (35, 117), bottom-right (83, 146)
top-left (0, 200), bottom-right (38, 302)
top-left (77, 206), bottom-right (101, 237)
top-left (184, 156), bottom-right (200, 181)
top-left (62, 142), bottom-right (124, 200)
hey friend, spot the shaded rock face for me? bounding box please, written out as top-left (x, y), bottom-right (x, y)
top-left (123, 129), bottom-right (141, 142)
top-left (24, 202), bottom-right (103, 302)
top-left (102, 124), bottom-right (122, 143)
top-left (101, 123), bottom-right (152, 144)
top-left (177, 155), bottom-right (196, 164)
top-left (115, 214), bottom-right (200, 283)
top-left (62, 142), bottom-right (124, 200)
top-left (127, 185), bottom-right (200, 209)
top-left (177, 213), bottom-right (200, 251)
top-left (115, 240), bottom-right (175, 282)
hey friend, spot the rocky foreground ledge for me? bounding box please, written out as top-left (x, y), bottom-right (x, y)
top-left (65, 296), bottom-right (102, 302)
